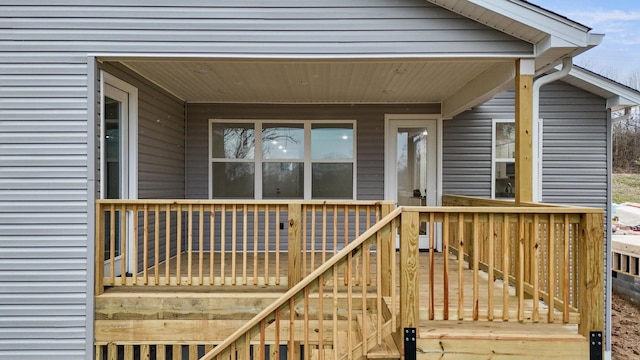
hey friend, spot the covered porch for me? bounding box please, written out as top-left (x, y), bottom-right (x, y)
top-left (93, 196), bottom-right (603, 359)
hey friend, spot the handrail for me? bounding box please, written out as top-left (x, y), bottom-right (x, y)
top-left (199, 207), bottom-right (403, 360)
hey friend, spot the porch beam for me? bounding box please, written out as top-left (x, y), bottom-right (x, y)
top-left (441, 62), bottom-right (515, 119)
top-left (515, 59), bottom-right (535, 204)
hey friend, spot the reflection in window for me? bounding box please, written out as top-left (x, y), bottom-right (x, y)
top-left (311, 124), bottom-right (354, 160)
top-left (493, 121), bottom-right (515, 199)
top-left (312, 163), bottom-right (353, 198)
top-left (262, 124), bottom-right (304, 160)
top-left (262, 163), bottom-right (304, 198)
top-left (211, 163), bottom-right (255, 198)
top-left (211, 123), bottom-right (255, 159)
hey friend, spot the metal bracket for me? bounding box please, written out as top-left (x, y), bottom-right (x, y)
top-left (404, 328), bottom-right (416, 360)
top-left (590, 331), bottom-right (603, 360)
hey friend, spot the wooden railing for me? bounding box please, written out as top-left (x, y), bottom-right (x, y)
top-left (612, 240), bottom-right (640, 278)
top-left (94, 200), bottom-right (393, 294)
top-left (197, 200), bottom-right (603, 360)
top-left (200, 207), bottom-right (401, 360)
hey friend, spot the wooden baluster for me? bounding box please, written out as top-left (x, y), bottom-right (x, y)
top-left (302, 204), bottom-right (307, 277)
top-left (289, 298), bottom-right (295, 360)
top-left (120, 205), bottom-right (127, 285)
top-left (502, 214), bottom-right (510, 321)
top-left (220, 204), bottom-right (225, 285)
top-left (275, 308), bottom-right (281, 360)
top-left (165, 204), bottom-right (171, 285)
top-left (210, 206), bottom-right (215, 285)
top-left (131, 204), bottom-right (137, 285)
top-left (140, 345), bottom-right (150, 360)
top-left (532, 214), bottom-right (540, 323)
top-left (517, 214), bottom-right (525, 322)
top-left (265, 204), bottom-right (269, 284)
top-left (304, 286), bottom-right (310, 360)
top-left (260, 320), bottom-right (266, 360)
top-left (366, 206), bottom-right (372, 285)
top-left (457, 212), bottom-right (464, 320)
top-left (344, 205), bottom-right (349, 286)
top-left (143, 204), bottom-right (149, 285)
top-left (154, 204), bottom-right (160, 285)
top-left (95, 203), bottom-right (105, 295)
top-left (548, 214), bottom-right (556, 323)
top-left (362, 247), bottom-right (368, 358)
top-left (107, 343), bottom-right (117, 360)
top-left (563, 214), bottom-right (570, 323)
top-left (472, 213), bottom-right (479, 321)
top-left (333, 265), bottom-right (339, 360)
top-left (443, 212), bottom-right (450, 320)
top-left (157, 344), bottom-right (166, 360)
top-left (176, 207), bottom-right (181, 285)
top-left (232, 204), bottom-right (237, 285)
top-left (376, 225), bottom-right (383, 345)
top-left (254, 204), bottom-right (259, 286)
top-left (355, 206), bottom-right (360, 286)
top-left (187, 204), bottom-right (193, 285)
top-left (198, 204), bottom-right (204, 285)
top-left (109, 203), bottom-right (116, 285)
top-left (318, 273), bottom-right (324, 356)
top-left (322, 205), bottom-right (327, 264)
top-left (242, 204), bottom-right (248, 285)
top-left (429, 212), bottom-right (435, 320)
top-left (288, 203), bottom-right (302, 288)
top-left (276, 205), bottom-right (281, 285)
top-left (333, 205), bottom-right (338, 256)
top-left (347, 248), bottom-right (353, 359)
top-left (311, 205), bottom-right (316, 271)
top-left (124, 344), bottom-right (133, 360)
top-left (488, 213), bottom-right (495, 321)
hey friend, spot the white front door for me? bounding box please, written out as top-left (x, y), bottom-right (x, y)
top-left (101, 72), bottom-right (138, 276)
top-left (385, 116), bottom-right (439, 250)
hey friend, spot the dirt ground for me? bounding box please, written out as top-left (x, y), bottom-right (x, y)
top-left (612, 293), bottom-right (640, 359)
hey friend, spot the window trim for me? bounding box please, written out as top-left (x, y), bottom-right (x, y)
top-left (491, 119), bottom-right (515, 200)
top-left (208, 119), bottom-right (357, 200)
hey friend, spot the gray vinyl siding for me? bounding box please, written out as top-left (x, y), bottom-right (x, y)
top-left (443, 82), bottom-right (608, 211)
top-left (540, 82), bottom-right (607, 208)
top-left (186, 103), bottom-right (440, 200)
top-left (2, 0), bottom-right (532, 57)
top-left (442, 93), bottom-right (514, 196)
top-left (98, 62), bottom-right (186, 271)
top-left (0, 0), bottom-right (529, 358)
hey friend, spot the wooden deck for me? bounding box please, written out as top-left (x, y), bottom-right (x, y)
top-left (95, 253), bottom-right (588, 359)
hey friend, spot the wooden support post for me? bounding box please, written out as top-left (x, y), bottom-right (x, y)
top-left (515, 59), bottom-right (534, 204)
top-left (578, 212), bottom-right (604, 344)
top-left (288, 203), bottom-right (302, 288)
top-left (400, 211), bottom-right (419, 330)
top-left (380, 203), bottom-right (395, 296)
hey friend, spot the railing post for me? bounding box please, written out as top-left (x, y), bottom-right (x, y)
top-left (94, 202), bottom-right (105, 296)
top-left (288, 203), bottom-right (302, 288)
top-left (380, 202), bottom-right (395, 297)
top-left (400, 210), bottom-right (419, 331)
top-left (578, 212), bottom-right (604, 342)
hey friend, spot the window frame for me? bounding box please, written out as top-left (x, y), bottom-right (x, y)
top-left (491, 119), bottom-right (516, 200)
top-left (208, 119), bottom-right (357, 200)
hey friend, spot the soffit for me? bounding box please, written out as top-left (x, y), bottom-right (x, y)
top-left (120, 59), bottom-right (505, 104)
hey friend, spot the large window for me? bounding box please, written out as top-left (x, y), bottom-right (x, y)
top-left (210, 120), bottom-right (356, 199)
top-left (492, 120), bottom-right (515, 199)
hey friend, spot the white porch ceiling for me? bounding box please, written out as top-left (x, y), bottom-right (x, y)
top-left (120, 59), bottom-right (511, 109)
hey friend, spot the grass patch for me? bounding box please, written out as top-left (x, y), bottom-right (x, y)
top-left (613, 173), bottom-right (640, 203)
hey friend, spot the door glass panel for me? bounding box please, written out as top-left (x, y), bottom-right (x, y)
top-left (397, 128), bottom-right (428, 236)
top-left (104, 96), bottom-right (122, 260)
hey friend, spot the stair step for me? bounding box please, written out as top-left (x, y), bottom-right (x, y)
top-left (356, 313), bottom-right (400, 360)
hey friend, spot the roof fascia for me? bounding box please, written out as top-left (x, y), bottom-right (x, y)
top-left (440, 0), bottom-right (594, 46)
top-left (567, 67), bottom-right (640, 108)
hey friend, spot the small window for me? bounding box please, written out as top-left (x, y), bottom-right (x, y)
top-left (493, 120), bottom-right (515, 199)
